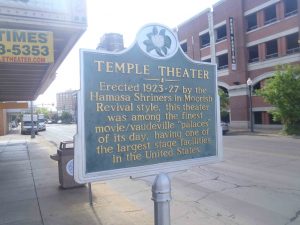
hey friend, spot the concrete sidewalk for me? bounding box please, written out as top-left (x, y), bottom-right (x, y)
top-left (0, 132), bottom-right (153, 225)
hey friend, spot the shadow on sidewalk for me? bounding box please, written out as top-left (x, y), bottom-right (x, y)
top-left (226, 128), bottom-right (279, 135)
top-left (225, 129), bottom-right (300, 138)
top-left (7, 128), bottom-right (21, 135)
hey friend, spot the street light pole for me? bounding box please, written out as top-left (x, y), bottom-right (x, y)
top-left (247, 78), bottom-right (254, 132)
top-left (30, 101), bottom-right (35, 138)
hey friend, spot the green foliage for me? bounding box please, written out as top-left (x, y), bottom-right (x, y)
top-left (51, 113), bottom-right (59, 123)
top-left (35, 107), bottom-right (49, 118)
top-left (257, 64), bottom-right (300, 135)
top-left (61, 111), bottom-right (73, 124)
top-left (218, 88), bottom-right (229, 121)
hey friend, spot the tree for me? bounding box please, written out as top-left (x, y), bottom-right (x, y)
top-left (218, 88), bottom-right (229, 122)
top-left (51, 113), bottom-right (59, 123)
top-left (35, 107), bottom-right (49, 118)
top-left (257, 65), bottom-right (300, 135)
top-left (61, 111), bottom-right (73, 124)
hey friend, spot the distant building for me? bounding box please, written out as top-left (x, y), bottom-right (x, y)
top-left (177, 0), bottom-right (299, 129)
top-left (96, 33), bottom-right (124, 51)
top-left (56, 90), bottom-right (77, 117)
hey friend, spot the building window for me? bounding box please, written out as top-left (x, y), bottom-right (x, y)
top-left (202, 58), bottom-right (211, 63)
top-left (217, 53), bottom-right (228, 70)
top-left (254, 112), bottom-right (262, 124)
top-left (253, 81), bottom-right (261, 94)
top-left (246, 13), bottom-right (258, 31)
top-left (215, 25), bottom-right (227, 42)
top-left (265, 40), bottom-right (278, 59)
top-left (286, 33), bottom-right (300, 54)
top-left (200, 33), bottom-right (210, 48)
top-left (264, 4), bottom-right (277, 25)
top-left (248, 45), bottom-right (259, 63)
top-left (181, 42), bottom-right (187, 53)
top-left (284, 0), bottom-right (298, 17)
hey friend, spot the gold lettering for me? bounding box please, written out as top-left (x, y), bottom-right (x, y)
top-left (127, 63), bottom-right (135, 73)
top-left (182, 69), bottom-right (189, 78)
top-left (157, 66), bottom-right (166, 76)
top-left (175, 67), bottom-right (181, 77)
top-left (115, 62), bottom-right (125, 73)
top-left (176, 147), bottom-right (200, 155)
top-left (144, 65), bottom-right (150, 74)
top-left (117, 142), bottom-right (151, 153)
top-left (94, 60), bottom-right (150, 75)
top-left (145, 150), bottom-right (174, 159)
top-left (94, 60), bottom-right (105, 72)
top-left (167, 67), bottom-right (175, 76)
top-left (131, 113), bottom-right (161, 122)
top-left (96, 145), bottom-right (113, 154)
top-left (95, 124), bottom-right (125, 133)
top-left (106, 61), bottom-right (114, 72)
top-left (157, 65), bottom-right (210, 79)
top-left (96, 103), bottom-right (133, 112)
top-left (204, 70), bottom-right (209, 79)
top-left (99, 82), bottom-right (140, 92)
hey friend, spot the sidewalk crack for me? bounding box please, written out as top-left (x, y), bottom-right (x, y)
top-left (26, 141), bottom-right (45, 225)
top-left (285, 210), bottom-right (300, 225)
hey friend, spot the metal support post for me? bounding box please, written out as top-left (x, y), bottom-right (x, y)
top-left (88, 182), bottom-right (93, 206)
top-left (30, 101), bottom-right (35, 138)
top-left (152, 173), bottom-right (171, 225)
top-left (247, 78), bottom-right (254, 132)
top-left (248, 85), bottom-right (254, 132)
top-left (208, 11), bottom-right (216, 64)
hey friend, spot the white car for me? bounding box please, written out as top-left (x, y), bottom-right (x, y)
top-left (38, 117), bottom-right (46, 131)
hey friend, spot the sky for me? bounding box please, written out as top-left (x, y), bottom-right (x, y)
top-left (35, 0), bottom-right (219, 106)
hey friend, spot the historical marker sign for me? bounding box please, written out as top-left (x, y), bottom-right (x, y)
top-left (74, 24), bottom-right (222, 183)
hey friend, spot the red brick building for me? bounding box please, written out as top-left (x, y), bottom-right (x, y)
top-left (177, 0), bottom-right (300, 129)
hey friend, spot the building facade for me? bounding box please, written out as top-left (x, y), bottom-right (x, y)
top-left (0, 0), bottom-right (87, 135)
top-left (177, 0), bottom-right (300, 129)
top-left (56, 90), bottom-right (77, 118)
top-left (96, 33), bottom-right (124, 52)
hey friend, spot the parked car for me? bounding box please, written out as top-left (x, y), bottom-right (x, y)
top-left (221, 122), bottom-right (229, 134)
top-left (38, 114), bottom-right (46, 131)
top-left (21, 114), bottom-right (38, 135)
